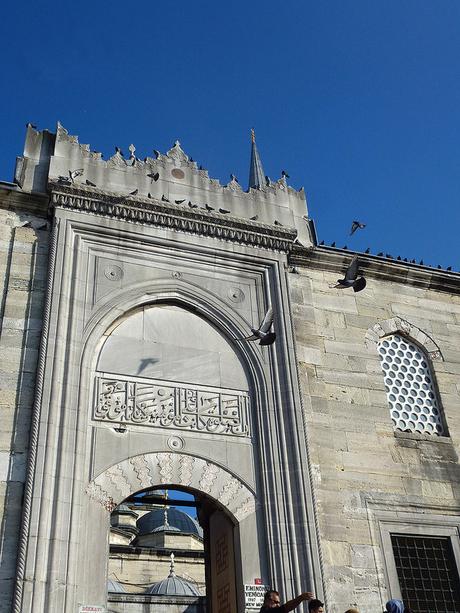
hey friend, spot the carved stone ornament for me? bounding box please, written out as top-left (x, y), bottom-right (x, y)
top-left (49, 186), bottom-right (297, 253)
top-left (93, 373), bottom-right (250, 437)
top-left (227, 287), bottom-right (245, 304)
top-left (86, 452), bottom-right (257, 522)
top-left (167, 435), bottom-right (185, 451)
top-left (104, 264), bottom-right (123, 281)
top-left (365, 317), bottom-right (443, 361)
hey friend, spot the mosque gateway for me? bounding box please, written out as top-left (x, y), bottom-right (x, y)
top-left (0, 124), bottom-right (459, 613)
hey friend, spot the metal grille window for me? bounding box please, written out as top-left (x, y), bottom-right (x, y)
top-left (391, 534), bottom-right (460, 613)
top-left (378, 334), bottom-right (445, 435)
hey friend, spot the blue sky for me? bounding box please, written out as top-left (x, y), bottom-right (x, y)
top-left (2, 1), bottom-right (459, 268)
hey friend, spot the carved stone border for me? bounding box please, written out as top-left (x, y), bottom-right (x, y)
top-left (365, 316), bottom-right (443, 361)
top-left (86, 452), bottom-right (256, 523)
top-left (49, 186), bottom-right (297, 252)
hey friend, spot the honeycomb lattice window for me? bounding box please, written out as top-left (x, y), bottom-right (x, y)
top-left (378, 334), bottom-right (445, 435)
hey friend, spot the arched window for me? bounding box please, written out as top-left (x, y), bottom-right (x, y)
top-left (378, 334), bottom-right (445, 436)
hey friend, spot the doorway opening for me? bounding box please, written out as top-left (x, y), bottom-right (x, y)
top-left (107, 485), bottom-right (238, 613)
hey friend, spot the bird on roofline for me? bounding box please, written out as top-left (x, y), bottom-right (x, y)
top-left (237, 307), bottom-right (276, 346)
top-left (330, 255), bottom-right (366, 292)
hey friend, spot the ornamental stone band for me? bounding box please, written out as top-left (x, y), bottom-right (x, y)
top-left (93, 373), bottom-right (250, 436)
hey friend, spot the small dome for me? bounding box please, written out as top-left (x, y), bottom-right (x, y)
top-left (145, 575), bottom-right (201, 596)
top-left (107, 579), bottom-right (126, 593)
top-left (137, 508), bottom-right (203, 538)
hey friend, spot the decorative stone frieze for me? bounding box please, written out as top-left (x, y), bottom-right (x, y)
top-left (93, 373), bottom-right (251, 437)
top-left (50, 185), bottom-right (297, 251)
top-left (86, 452), bottom-right (257, 522)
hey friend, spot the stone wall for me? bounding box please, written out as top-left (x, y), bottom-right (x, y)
top-left (289, 256), bottom-right (460, 613)
top-left (109, 548), bottom-right (205, 594)
top-left (0, 187), bottom-right (49, 612)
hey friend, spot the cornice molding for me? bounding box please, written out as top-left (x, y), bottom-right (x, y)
top-left (0, 185), bottom-right (48, 216)
top-left (49, 183), bottom-right (297, 252)
top-left (289, 246), bottom-right (460, 295)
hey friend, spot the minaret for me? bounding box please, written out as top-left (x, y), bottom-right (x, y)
top-left (248, 128), bottom-right (266, 190)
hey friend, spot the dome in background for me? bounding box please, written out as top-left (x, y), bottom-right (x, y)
top-left (137, 507), bottom-right (203, 539)
top-left (107, 578), bottom-right (126, 593)
top-left (144, 553), bottom-right (201, 596)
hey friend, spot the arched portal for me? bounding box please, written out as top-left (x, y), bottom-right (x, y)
top-left (87, 453), bottom-right (256, 613)
top-left (84, 302), bottom-right (259, 613)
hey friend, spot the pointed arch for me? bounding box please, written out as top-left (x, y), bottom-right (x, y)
top-left (86, 451), bottom-right (256, 523)
top-left (365, 316), bottom-right (443, 361)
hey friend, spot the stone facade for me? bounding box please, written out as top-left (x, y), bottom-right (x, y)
top-left (0, 188), bottom-right (49, 613)
top-left (288, 249), bottom-right (460, 611)
top-left (0, 124), bottom-right (459, 613)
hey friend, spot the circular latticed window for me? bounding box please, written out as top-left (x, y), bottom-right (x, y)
top-left (378, 334), bottom-right (445, 436)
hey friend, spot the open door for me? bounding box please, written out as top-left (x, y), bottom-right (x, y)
top-left (208, 509), bottom-right (238, 613)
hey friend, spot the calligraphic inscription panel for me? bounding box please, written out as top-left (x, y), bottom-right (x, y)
top-left (93, 373), bottom-right (250, 437)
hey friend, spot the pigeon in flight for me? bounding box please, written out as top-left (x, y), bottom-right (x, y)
top-left (147, 172), bottom-right (160, 182)
top-left (281, 170), bottom-right (290, 179)
top-left (331, 255), bottom-right (366, 292)
top-left (241, 307), bottom-right (276, 346)
top-left (350, 220), bottom-right (366, 236)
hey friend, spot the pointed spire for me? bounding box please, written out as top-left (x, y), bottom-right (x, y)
top-left (248, 128), bottom-right (266, 190)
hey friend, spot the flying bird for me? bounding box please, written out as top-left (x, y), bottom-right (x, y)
top-left (240, 307), bottom-right (276, 346)
top-left (69, 169), bottom-right (84, 182)
top-left (331, 255), bottom-right (366, 292)
top-left (281, 170), bottom-right (290, 178)
top-left (147, 172), bottom-right (160, 182)
top-left (350, 220), bottom-right (366, 236)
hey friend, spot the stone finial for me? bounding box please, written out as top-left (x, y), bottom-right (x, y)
top-left (128, 144), bottom-right (136, 159)
top-left (169, 553), bottom-right (176, 577)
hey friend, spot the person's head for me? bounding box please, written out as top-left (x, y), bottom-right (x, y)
top-left (263, 590), bottom-right (281, 608)
top-left (385, 599), bottom-right (404, 613)
top-left (309, 598), bottom-right (325, 613)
